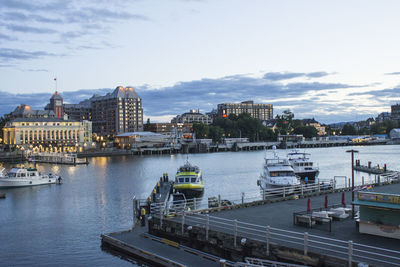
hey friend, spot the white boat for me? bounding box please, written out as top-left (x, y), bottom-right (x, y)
top-left (287, 150), bottom-right (319, 183)
top-left (0, 167), bottom-right (59, 188)
top-left (257, 147), bottom-right (301, 192)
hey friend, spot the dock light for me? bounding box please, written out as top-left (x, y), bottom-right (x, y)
top-left (187, 226), bottom-right (192, 231)
top-left (346, 149), bottom-right (359, 218)
top-left (240, 238), bottom-right (247, 245)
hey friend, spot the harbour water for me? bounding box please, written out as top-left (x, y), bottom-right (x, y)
top-left (0, 145), bottom-right (399, 266)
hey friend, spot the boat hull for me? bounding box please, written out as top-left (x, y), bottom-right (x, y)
top-left (0, 178), bottom-right (57, 189)
top-left (296, 170), bottom-right (319, 182)
top-left (173, 183), bottom-right (204, 198)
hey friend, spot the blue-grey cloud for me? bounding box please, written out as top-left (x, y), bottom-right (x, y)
top-left (4, 24), bottom-right (57, 34)
top-left (385, 72), bottom-right (400, 75)
top-left (0, 33), bottom-right (17, 41)
top-left (0, 73), bottom-right (377, 124)
top-left (0, 48), bottom-right (57, 62)
top-left (0, 0), bottom-right (151, 64)
top-left (348, 87), bottom-right (400, 98)
top-left (263, 71), bottom-right (330, 81)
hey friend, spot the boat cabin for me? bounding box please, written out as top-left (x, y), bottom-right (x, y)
top-left (6, 168), bottom-right (39, 178)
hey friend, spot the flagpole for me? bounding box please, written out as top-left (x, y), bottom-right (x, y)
top-left (54, 77), bottom-right (57, 92)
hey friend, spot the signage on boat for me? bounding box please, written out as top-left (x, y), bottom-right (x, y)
top-left (358, 192), bottom-right (400, 204)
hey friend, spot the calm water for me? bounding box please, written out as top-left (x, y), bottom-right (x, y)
top-left (0, 145), bottom-right (399, 266)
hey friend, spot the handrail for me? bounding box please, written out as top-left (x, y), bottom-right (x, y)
top-left (155, 212), bottom-right (400, 267)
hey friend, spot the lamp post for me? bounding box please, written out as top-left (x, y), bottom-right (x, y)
top-left (346, 149), bottom-right (359, 218)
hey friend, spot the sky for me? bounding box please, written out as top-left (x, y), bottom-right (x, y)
top-left (1, 0), bottom-right (400, 124)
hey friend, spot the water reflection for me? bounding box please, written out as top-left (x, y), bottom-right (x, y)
top-left (0, 145), bottom-right (399, 266)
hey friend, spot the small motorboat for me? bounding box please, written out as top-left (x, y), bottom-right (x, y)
top-left (0, 167), bottom-right (59, 188)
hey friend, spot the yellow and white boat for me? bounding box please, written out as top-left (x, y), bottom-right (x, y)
top-left (173, 161), bottom-right (204, 198)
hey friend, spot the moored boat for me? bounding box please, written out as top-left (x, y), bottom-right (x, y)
top-left (173, 161), bottom-right (204, 198)
top-left (0, 167), bottom-right (59, 188)
top-left (257, 147), bottom-right (301, 193)
top-left (287, 150), bottom-right (319, 183)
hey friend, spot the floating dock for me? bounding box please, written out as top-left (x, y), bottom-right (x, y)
top-left (102, 174), bottom-right (400, 266)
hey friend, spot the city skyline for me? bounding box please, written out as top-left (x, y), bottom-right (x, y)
top-left (1, 0), bottom-right (400, 123)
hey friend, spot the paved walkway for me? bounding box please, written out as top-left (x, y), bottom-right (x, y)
top-left (211, 183), bottom-right (400, 250)
top-left (107, 226), bottom-right (221, 267)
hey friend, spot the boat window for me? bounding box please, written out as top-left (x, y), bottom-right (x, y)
top-left (309, 162), bottom-right (313, 166)
top-left (179, 178), bottom-right (184, 183)
top-left (30, 173), bottom-right (35, 176)
top-left (191, 178), bottom-right (197, 183)
top-left (8, 173), bottom-right (16, 177)
top-left (21, 173), bottom-right (26, 177)
top-left (17, 174), bottom-right (21, 177)
top-left (185, 178), bottom-right (189, 183)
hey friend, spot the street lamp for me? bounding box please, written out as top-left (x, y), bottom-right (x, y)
top-left (346, 149), bottom-right (359, 218)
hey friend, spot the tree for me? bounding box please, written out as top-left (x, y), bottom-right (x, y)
top-left (275, 109), bottom-right (294, 134)
top-left (209, 125), bottom-right (223, 142)
top-left (341, 123), bottom-right (357, 135)
top-left (193, 123), bottom-right (209, 139)
top-left (293, 126), bottom-right (318, 138)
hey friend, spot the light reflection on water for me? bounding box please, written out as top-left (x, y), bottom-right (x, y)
top-left (0, 145), bottom-right (399, 266)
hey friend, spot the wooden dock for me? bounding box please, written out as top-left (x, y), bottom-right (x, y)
top-left (103, 174), bottom-right (400, 266)
top-left (30, 152), bottom-right (88, 165)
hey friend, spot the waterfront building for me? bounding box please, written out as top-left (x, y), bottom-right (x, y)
top-left (115, 131), bottom-right (169, 149)
top-left (144, 122), bottom-right (192, 134)
top-left (91, 86), bottom-right (143, 136)
top-left (376, 112), bottom-right (391, 123)
top-left (171, 110), bottom-right (212, 125)
top-left (47, 91), bottom-right (64, 119)
top-left (302, 118), bottom-right (326, 136)
top-left (217, 100), bottom-right (273, 121)
top-left (354, 191), bottom-right (400, 239)
top-left (6, 104), bottom-right (55, 121)
top-left (391, 104), bottom-right (400, 122)
top-left (2, 118), bottom-right (92, 151)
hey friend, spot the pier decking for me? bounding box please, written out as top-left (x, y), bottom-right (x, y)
top-left (103, 178), bottom-right (400, 266)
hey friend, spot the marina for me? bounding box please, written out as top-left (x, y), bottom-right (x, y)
top-left (1, 145), bottom-right (400, 266)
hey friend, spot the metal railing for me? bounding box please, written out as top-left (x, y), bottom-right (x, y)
top-left (149, 173), bottom-right (400, 218)
top-left (171, 212), bottom-right (400, 267)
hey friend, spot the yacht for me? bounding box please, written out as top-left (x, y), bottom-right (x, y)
top-left (287, 150), bottom-right (319, 183)
top-left (0, 167), bottom-right (59, 188)
top-left (257, 147), bottom-right (301, 192)
top-left (173, 160), bottom-right (204, 198)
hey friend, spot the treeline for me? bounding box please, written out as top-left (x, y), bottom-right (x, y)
top-left (193, 111), bottom-right (321, 142)
top-left (339, 120), bottom-right (400, 136)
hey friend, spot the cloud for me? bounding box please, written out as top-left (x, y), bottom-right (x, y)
top-left (0, 48), bottom-right (57, 62)
top-left (263, 71), bottom-right (330, 81)
top-left (0, 33), bottom-right (17, 41)
top-left (0, 73), bottom-right (379, 124)
top-left (385, 72), bottom-right (400, 75)
top-left (349, 87), bottom-right (400, 98)
top-left (0, 0), bottom-right (151, 64)
top-left (4, 24), bottom-right (57, 34)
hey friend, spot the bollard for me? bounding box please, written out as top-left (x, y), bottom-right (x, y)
top-left (348, 240), bottom-right (353, 267)
top-left (266, 226), bottom-right (270, 256)
top-left (219, 259), bottom-right (226, 267)
top-left (206, 214), bottom-right (209, 241)
top-left (233, 219), bottom-right (238, 248)
top-left (241, 192), bottom-right (244, 204)
top-left (304, 232), bottom-right (308, 256)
